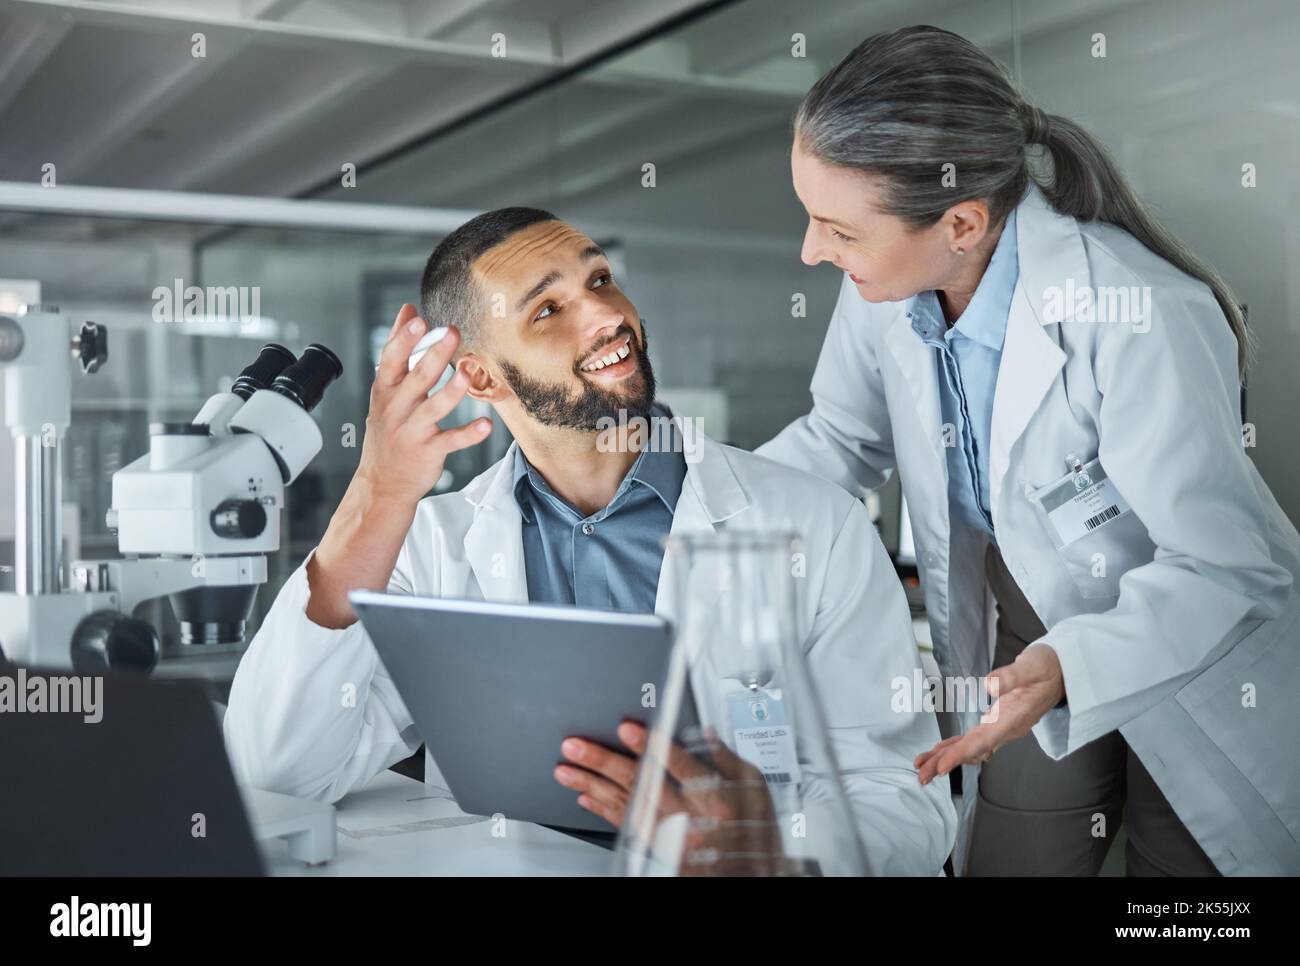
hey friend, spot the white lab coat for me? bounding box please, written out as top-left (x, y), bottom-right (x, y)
top-left (758, 182), bottom-right (1300, 875)
top-left (223, 433), bottom-right (958, 875)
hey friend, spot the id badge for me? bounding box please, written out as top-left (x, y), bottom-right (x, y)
top-left (1028, 456), bottom-right (1133, 550)
top-left (726, 688), bottom-right (802, 786)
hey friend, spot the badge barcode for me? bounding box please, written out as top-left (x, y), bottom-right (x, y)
top-left (763, 772), bottom-right (792, 784)
top-left (1084, 505), bottom-right (1121, 531)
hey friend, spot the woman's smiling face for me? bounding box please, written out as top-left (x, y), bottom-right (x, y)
top-left (791, 138), bottom-right (959, 304)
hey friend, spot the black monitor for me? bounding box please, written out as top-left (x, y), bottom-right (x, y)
top-left (0, 663), bottom-right (263, 875)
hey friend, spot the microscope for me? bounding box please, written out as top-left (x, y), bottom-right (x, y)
top-left (0, 304), bottom-right (343, 673)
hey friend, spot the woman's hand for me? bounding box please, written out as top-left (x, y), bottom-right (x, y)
top-left (914, 643), bottom-right (1066, 784)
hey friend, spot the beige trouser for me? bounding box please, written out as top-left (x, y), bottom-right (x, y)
top-left (964, 544), bottom-right (1219, 876)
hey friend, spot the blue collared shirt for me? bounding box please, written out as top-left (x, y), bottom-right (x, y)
top-left (511, 413), bottom-right (687, 614)
top-left (906, 209), bottom-right (1018, 537)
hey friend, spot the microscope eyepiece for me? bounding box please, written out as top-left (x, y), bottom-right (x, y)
top-left (271, 343), bottom-right (343, 413)
top-left (231, 343), bottom-right (296, 401)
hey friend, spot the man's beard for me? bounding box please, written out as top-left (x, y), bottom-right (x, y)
top-left (497, 323), bottom-right (657, 432)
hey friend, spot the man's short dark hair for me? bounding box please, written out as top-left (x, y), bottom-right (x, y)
top-left (419, 206), bottom-right (558, 347)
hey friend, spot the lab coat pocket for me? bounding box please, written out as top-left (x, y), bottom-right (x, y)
top-left (1174, 596), bottom-right (1300, 842)
top-left (1026, 458), bottom-right (1154, 599)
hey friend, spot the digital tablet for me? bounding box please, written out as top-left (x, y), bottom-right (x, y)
top-left (350, 591), bottom-right (694, 834)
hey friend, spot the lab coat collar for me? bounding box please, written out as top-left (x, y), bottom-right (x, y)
top-left (464, 432), bottom-right (746, 520)
top-left (954, 206), bottom-right (1018, 348)
top-left (1014, 181), bottom-right (1093, 324)
top-left (461, 446), bottom-right (529, 602)
top-left (653, 433), bottom-right (751, 615)
top-left (885, 315), bottom-right (948, 477)
top-left (462, 431), bottom-right (744, 521)
top-left (508, 403), bottom-right (686, 523)
top-left (905, 206), bottom-right (1019, 352)
top-left (459, 432), bottom-right (750, 603)
top-left (988, 183), bottom-right (1071, 510)
top-left (461, 441), bottom-right (523, 513)
top-left (678, 433), bottom-right (750, 527)
top-left (882, 182), bottom-right (1076, 521)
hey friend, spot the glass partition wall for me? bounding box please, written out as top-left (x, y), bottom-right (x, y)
top-left (4, 0), bottom-right (1297, 687)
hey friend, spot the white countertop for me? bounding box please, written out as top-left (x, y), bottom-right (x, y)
top-left (262, 771), bottom-right (614, 876)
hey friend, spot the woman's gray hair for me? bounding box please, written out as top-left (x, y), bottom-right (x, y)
top-left (796, 25), bottom-right (1249, 377)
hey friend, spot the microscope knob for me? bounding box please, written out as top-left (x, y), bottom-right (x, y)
top-left (0, 315), bottom-right (23, 362)
top-left (77, 321), bottom-right (108, 374)
top-left (210, 498), bottom-right (268, 539)
top-left (71, 610), bottom-right (160, 674)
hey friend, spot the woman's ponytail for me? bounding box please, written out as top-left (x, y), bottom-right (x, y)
top-left (1030, 107), bottom-right (1249, 375)
top-left (797, 26), bottom-right (1249, 377)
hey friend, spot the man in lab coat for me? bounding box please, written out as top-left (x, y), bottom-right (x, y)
top-left (223, 207), bottom-right (956, 874)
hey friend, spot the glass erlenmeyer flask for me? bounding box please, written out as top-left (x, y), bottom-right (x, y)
top-left (616, 530), bottom-right (869, 876)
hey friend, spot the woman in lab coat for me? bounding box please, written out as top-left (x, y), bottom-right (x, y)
top-left (758, 25), bottom-right (1300, 875)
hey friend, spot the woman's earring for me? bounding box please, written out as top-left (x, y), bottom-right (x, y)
top-left (955, 247), bottom-right (965, 255)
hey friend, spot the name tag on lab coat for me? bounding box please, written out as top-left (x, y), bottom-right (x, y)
top-left (1029, 458), bottom-right (1134, 549)
top-left (727, 689), bottom-right (801, 785)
